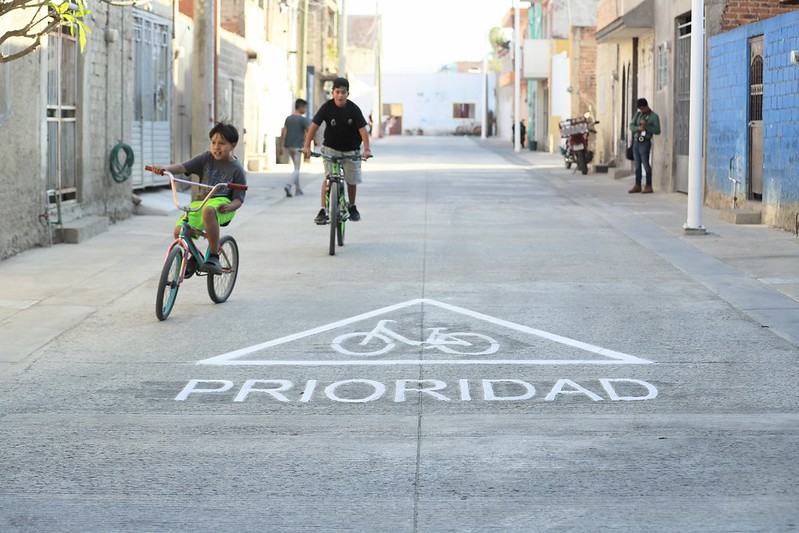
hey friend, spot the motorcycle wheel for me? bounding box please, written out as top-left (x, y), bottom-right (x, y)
top-left (577, 151), bottom-right (588, 175)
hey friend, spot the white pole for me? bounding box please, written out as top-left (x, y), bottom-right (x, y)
top-left (481, 53), bottom-right (488, 139)
top-left (684, 0), bottom-right (706, 234)
top-left (514, 0), bottom-right (521, 153)
top-left (339, 0), bottom-right (347, 76)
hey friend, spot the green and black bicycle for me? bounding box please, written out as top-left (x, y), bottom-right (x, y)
top-left (311, 151), bottom-right (370, 256)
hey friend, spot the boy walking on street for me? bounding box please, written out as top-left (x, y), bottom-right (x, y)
top-left (280, 98), bottom-right (311, 197)
top-left (150, 122), bottom-right (246, 274)
top-left (302, 77), bottom-right (372, 224)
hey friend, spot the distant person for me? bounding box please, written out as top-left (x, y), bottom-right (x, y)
top-left (628, 98), bottom-right (661, 194)
top-left (511, 120), bottom-right (526, 148)
top-left (280, 98), bottom-right (311, 197)
top-left (302, 77), bottom-right (372, 224)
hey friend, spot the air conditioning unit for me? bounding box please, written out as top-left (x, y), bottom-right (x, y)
top-left (791, 51), bottom-right (799, 65)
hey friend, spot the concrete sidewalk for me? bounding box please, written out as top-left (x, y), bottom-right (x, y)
top-left (1, 139), bottom-right (798, 375)
top-left (485, 136), bottom-right (799, 347)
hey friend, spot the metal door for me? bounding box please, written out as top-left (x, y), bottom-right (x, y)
top-left (748, 36), bottom-right (763, 200)
top-left (46, 28), bottom-right (78, 205)
top-left (131, 12), bottom-right (172, 188)
top-left (673, 16), bottom-right (691, 193)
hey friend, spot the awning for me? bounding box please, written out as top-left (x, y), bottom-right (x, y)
top-left (596, 0), bottom-right (655, 43)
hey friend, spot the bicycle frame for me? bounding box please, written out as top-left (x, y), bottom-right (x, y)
top-left (311, 151), bottom-right (364, 255)
top-left (160, 170), bottom-right (233, 282)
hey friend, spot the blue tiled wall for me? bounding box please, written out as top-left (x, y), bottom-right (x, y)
top-left (707, 10), bottom-right (799, 206)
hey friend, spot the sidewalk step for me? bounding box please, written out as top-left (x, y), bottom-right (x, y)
top-left (57, 216), bottom-right (109, 244)
top-left (719, 209), bottom-right (762, 225)
top-left (608, 167), bottom-right (632, 180)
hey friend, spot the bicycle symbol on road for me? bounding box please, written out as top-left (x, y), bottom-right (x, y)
top-left (331, 319), bottom-right (500, 357)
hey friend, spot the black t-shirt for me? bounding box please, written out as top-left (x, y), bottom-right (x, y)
top-left (312, 99), bottom-right (368, 151)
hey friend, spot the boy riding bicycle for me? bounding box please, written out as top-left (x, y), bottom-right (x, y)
top-left (302, 77), bottom-right (372, 224)
top-left (150, 122), bottom-right (247, 274)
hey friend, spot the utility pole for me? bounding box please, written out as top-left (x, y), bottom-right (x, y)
top-left (513, 0), bottom-right (521, 153)
top-left (372, 0), bottom-right (382, 139)
top-left (684, 0), bottom-right (707, 234)
top-left (339, 0), bottom-right (347, 76)
top-left (192, 0), bottom-right (215, 155)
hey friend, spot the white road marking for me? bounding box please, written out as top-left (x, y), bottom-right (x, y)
top-left (197, 298), bottom-right (653, 366)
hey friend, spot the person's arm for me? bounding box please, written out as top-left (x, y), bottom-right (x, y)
top-left (629, 111), bottom-right (640, 133)
top-left (303, 122), bottom-right (320, 157)
top-left (650, 113), bottom-right (662, 135)
top-left (359, 126), bottom-right (372, 158)
top-left (279, 124), bottom-right (287, 154)
top-left (150, 163), bottom-right (187, 176)
top-left (218, 198), bottom-right (242, 214)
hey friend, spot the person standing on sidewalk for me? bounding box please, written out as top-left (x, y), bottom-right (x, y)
top-left (628, 98), bottom-right (661, 194)
top-left (303, 77), bottom-right (372, 224)
top-left (280, 98), bottom-right (312, 197)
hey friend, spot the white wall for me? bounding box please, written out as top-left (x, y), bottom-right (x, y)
top-left (350, 72), bottom-right (496, 136)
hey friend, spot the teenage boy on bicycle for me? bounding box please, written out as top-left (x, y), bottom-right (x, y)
top-left (150, 122), bottom-right (247, 275)
top-left (302, 77), bottom-right (372, 224)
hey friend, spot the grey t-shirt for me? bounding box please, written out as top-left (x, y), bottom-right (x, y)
top-left (283, 114), bottom-right (311, 148)
top-left (182, 152), bottom-right (247, 203)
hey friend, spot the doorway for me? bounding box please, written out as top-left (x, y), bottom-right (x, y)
top-left (748, 36), bottom-right (764, 201)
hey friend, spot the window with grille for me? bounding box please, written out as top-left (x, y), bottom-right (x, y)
top-left (452, 103), bottom-right (475, 119)
top-left (0, 16), bottom-right (9, 125)
top-left (749, 55), bottom-right (763, 121)
top-left (656, 43), bottom-right (669, 91)
top-left (46, 27), bottom-right (79, 204)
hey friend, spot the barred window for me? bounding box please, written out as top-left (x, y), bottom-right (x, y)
top-left (0, 16), bottom-right (10, 125)
top-left (656, 43), bottom-right (669, 91)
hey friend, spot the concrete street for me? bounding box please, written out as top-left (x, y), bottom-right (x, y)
top-left (1, 135), bottom-right (798, 531)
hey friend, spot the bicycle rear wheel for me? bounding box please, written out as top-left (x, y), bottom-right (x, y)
top-left (207, 235), bottom-right (239, 303)
top-left (328, 181), bottom-right (339, 256)
top-left (156, 246), bottom-right (183, 321)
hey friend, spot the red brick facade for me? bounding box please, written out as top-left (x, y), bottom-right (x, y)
top-left (721, 0), bottom-right (799, 31)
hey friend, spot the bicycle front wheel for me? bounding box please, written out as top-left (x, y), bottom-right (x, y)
top-left (337, 191), bottom-right (346, 247)
top-left (156, 246), bottom-right (184, 321)
top-left (207, 235), bottom-right (239, 303)
top-left (328, 181), bottom-right (339, 256)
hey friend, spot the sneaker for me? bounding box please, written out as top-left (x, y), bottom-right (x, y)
top-left (185, 256), bottom-right (198, 279)
top-left (204, 254), bottom-right (223, 275)
top-left (295, 188), bottom-right (304, 196)
top-left (348, 205), bottom-right (361, 222)
top-left (314, 208), bottom-right (328, 225)
top-left (284, 185), bottom-right (293, 198)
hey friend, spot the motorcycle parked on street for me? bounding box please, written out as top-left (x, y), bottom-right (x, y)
top-left (559, 114), bottom-right (599, 175)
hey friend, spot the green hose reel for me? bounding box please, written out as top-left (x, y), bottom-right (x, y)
top-left (109, 142), bottom-right (134, 183)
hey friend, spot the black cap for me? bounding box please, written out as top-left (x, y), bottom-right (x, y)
top-left (636, 98), bottom-right (649, 108)
top-left (332, 77), bottom-right (349, 91)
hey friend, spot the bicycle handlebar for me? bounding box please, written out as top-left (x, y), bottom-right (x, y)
top-left (309, 152), bottom-right (372, 162)
top-left (144, 165), bottom-right (248, 212)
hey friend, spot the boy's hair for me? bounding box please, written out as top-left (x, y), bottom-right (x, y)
top-left (294, 98), bottom-right (307, 109)
top-left (209, 122), bottom-right (239, 144)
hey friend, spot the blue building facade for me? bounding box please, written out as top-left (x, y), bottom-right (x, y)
top-left (706, 10), bottom-right (799, 230)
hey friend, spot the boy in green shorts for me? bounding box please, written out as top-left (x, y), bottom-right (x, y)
top-left (150, 122), bottom-right (247, 274)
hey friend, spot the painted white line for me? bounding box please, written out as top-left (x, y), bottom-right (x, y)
top-left (196, 359), bottom-right (652, 366)
top-left (197, 298), bottom-right (652, 366)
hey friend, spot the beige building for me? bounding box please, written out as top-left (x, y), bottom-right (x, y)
top-left (0, 0), bottom-right (339, 261)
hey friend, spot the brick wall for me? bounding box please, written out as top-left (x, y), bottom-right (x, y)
top-left (721, 0), bottom-right (799, 31)
top-left (706, 9), bottom-right (799, 230)
top-left (572, 26), bottom-right (597, 115)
